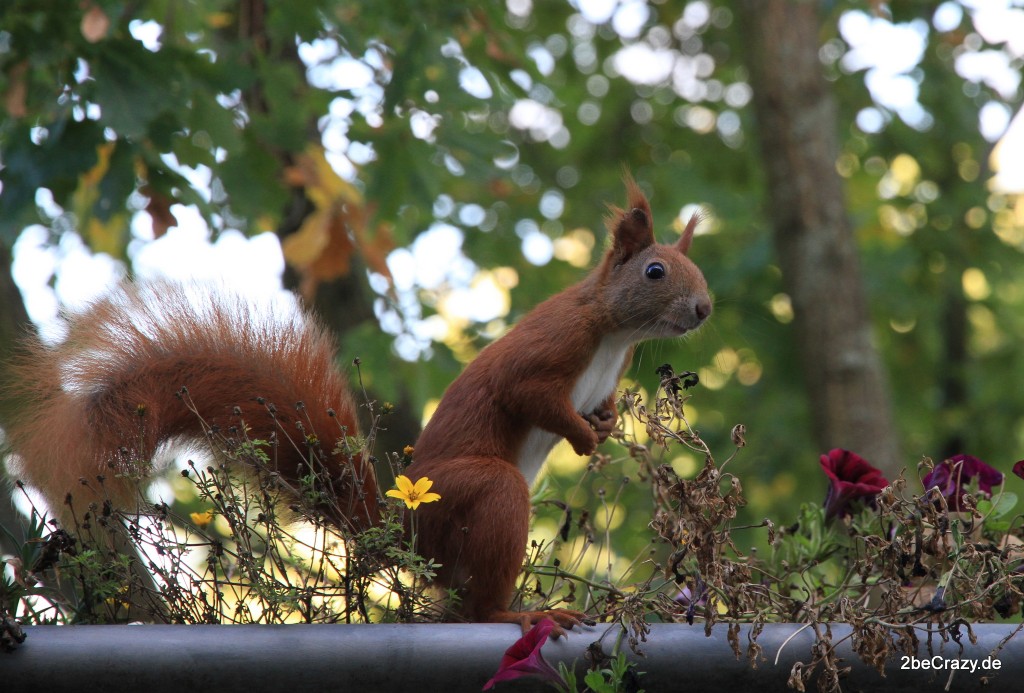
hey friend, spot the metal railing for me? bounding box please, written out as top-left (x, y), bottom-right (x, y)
top-left (5, 622), bottom-right (1021, 692)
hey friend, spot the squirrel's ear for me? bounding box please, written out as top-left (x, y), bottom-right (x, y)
top-left (605, 174), bottom-right (654, 265)
top-left (677, 211), bottom-right (700, 255)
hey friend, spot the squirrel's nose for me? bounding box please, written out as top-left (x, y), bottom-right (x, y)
top-left (695, 295), bottom-right (712, 323)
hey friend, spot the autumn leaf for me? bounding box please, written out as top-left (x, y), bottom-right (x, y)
top-left (84, 213), bottom-right (128, 256)
top-left (144, 189), bottom-right (179, 239)
top-left (4, 61), bottom-right (28, 118)
top-left (283, 146), bottom-right (361, 208)
top-left (69, 142), bottom-right (135, 255)
top-left (78, 142), bottom-right (115, 188)
top-left (80, 3), bottom-right (111, 43)
top-left (205, 12), bottom-right (234, 29)
top-left (282, 145), bottom-right (394, 297)
top-left (71, 142), bottom-right (113, 227)
top-left (283, 208), bottom-right (334, 267)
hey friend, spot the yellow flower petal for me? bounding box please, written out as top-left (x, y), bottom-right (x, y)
top-left (386, 475), bottom-right (441, 510)
top-left (395, 475), bottom-right (415, 494)
top-left (190, 510), bottom-right (215, 527)
top-left (411, 477), bottom-right (434, 495)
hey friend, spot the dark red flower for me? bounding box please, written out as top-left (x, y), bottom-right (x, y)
top-left (922, 454), bottom-right (1003, 511)
top-left (1013, 460), bottom-right (1024, 481)
top-left (482, 619), bottom-right (566, 691)
top-left (820, 449), bottom-right (889, 520)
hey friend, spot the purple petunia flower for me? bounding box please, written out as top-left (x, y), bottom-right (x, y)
top-left (675, 580), bottom-right (705, 621)
top-left (922, 454), bottom-right (1003, 511)
top-left (674, 584), bottom-right (707, 608)
top-left (820, 449), bottom-right (889, 520)
top-left (482, 619), bottom-right (567, 691)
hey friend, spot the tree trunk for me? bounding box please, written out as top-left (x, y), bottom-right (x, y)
top-left (737, 0), bottom-right (902, 476)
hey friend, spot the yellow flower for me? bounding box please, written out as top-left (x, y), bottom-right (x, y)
top-left (191, 510), bottom-right (215, 527)
top-left (386, 475), bottom-right (441, 510)
top-left (711, 597), bottom-right (728, 616)
top-left (105, 586), bottom-right (132, 610)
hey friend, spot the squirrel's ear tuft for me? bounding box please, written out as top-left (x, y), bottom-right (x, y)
top-left (604, 172), bottom-right (654, 266)
top-left (677, 210), bottom-right (700, 255)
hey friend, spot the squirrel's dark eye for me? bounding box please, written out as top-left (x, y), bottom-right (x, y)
top-left (645, 262), bottom-right (666, 280)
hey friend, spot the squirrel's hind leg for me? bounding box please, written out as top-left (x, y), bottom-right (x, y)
top-left (409, 455), bottom-right (584, 634)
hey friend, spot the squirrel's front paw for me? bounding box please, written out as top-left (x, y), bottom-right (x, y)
top-left (568, 426), bottom-right (599, 457)
top-left (584, 408), bottom-right (616, 444)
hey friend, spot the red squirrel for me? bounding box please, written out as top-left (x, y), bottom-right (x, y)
top-left (407, 176), bottom-right (710, 631)
top-left (2, 176), bottom-right (710, 632)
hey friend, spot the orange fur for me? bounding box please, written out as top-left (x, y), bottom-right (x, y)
top-left (3, 283), bottom-right (378, 529)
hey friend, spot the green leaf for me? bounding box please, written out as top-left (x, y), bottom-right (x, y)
top-left (189, 91), bottom-right (244, 154)
top-left (583, 669), bottom-right (613, 693)
top-left (0, 119), bottom-right (104, 240)
top-left (985, 519), bottom-right (1012, 533)
top-left (217, 134), bottom-right (288, 225)
top-left (950, 520), bottom-right (963, 548)
top-left (91, 40), bottom-right (175, 139)
top-left (985, 492), bottom-right (1017, 520)
top-left (251, 61), bottom-right (308, 151)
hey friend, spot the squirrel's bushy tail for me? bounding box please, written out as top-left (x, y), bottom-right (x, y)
top-left (2, 282), bottom-right (378, 528)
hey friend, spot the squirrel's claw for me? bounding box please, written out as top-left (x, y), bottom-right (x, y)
top-left (584, 408), bottom-right (617, 444)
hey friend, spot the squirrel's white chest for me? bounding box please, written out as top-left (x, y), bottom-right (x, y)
top-left (517, 334), bottom-right (632, 485)
top-left (570, 333), bottom-right (632, 414)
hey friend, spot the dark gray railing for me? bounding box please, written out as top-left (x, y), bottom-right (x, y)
top-left (5, 623), bottom-right (1022, 692)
